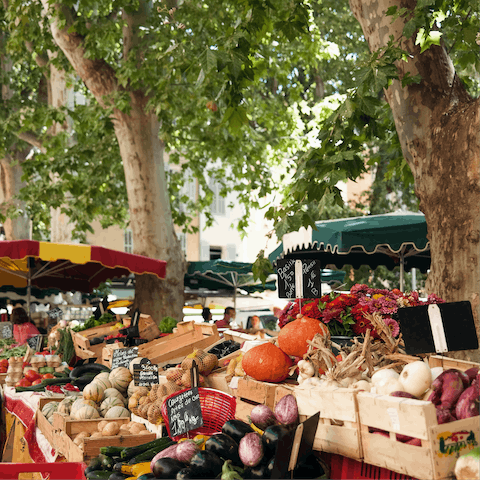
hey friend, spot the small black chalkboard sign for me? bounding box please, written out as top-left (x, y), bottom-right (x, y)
top-left (133, 357), bottom-right (159, 387)
top-left (397, 301), bottom-right (478, 355)
top-left (276, 259), bottom-right (322, 299)
top-left (165, 386), bottom-right (204, 438)
top-left (0, 322), bottom-right (13, 340)
top-left (111, 346), bottom-right (138, 370)
top-left (47, 307), bottom-right (63, 319)
top-left (27, 335), bottom-right (43, 352)
top-left (94, 296), bottom-right (110, 320)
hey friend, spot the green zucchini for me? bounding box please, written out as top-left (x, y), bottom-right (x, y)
top-left (108, 474), bottom-right (130, 480)
top-left (100, 446), bottom-right (126, 457)
top-left (127, 440), bottom-right (175, 464)
top-left (15, 384), bottom-right (45, 393)
top-left (70, 363), bottom-right (110, 379)
top-left (88, 457), bottom-right (104, 472)
top-left (120, 437), bottom-right (175, 460)
top-left (41, 377), bottom-right (71, 386)
top-left (86, 470), bottom-right (112, 480)
top-left (53, 371), bottom-right (68, 378)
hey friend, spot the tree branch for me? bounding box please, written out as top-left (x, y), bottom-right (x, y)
top-left (122, 2), bottom-right (149, 62)
top-left (39, 0), bottom-right (118, 108)
top-left (16, 131), bottom-right (46, 153)
top-left (24, 41), bottom-right (49, 69)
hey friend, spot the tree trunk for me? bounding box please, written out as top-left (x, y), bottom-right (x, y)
top-left (349, 0), bottom-right (480, 361)
top-left (116, 100), bottom-right (186, 325)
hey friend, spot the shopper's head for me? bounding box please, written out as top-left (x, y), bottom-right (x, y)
top-left (11, 306), bottom-right (30, 325)
top-left (202, 307), bottom-right (212, 322)
top-left (225, 307), bottom-right (236, 319)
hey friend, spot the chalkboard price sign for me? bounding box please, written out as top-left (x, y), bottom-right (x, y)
top-left (27, 335), bottom-right (43, 351)
top-left (47, 307), bottom-right (63, 319)
top-left (0, 322), bottom-right (13, 340)
top-left (111, 347), bottom-right (138, 370)
top-left (165, 387), bottom-right (204, 438)
top-left (133, 358), bottom-right (159, 387)
top-left (277, 259), bottom-right (322, 299)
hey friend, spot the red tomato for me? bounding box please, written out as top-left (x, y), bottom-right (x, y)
top-left (0, 359), bottom-right (9, 368)
top-left (42, 373), bottom-right (55, 379)
top-left (32, 379), bottom-right (42, 386)
top-left (336, 354), bottom-right (343, 362)
top-left (0, 366), bottom-right (7, 373)
top-left (25, 369), bottom-right (41, 382)
top-left (15, 378), bottom-right (32, 387)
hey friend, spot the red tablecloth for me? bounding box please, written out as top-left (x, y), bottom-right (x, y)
top-left (3, 387), bottom-right (56, 463)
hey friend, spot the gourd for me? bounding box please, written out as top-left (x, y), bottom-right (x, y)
top-left (95, 372), bottom-right (111, 383)
top-left (83, 382), bottom-right (106, 404)
top-left (242, 342), bottom-right (293, 383)
top-left (75, 405), bottom-right (100, 420)
top-left (104, 388), bottom-right (127, 405)
top-left (57, 397), bottom-right (76, 415)
top-left (71, 399), bottom-right (97, 416)
top-left (100, 396), bottom-right (125, 417)
top-left (109, 367), bottom-right (133, 392)
top-left (104, 406), bottom-right (130, 418)
top-left (93, 376), bottom-right (112, 391)
top-left (277, 315), bottom-right (329, 357)
top-left (42, 401), bottom-right (59, 420)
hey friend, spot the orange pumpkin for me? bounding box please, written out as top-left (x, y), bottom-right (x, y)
top-left (242, 342), bottom-right (293, 383)
top-left (277, 315), bottom-right (329, 357)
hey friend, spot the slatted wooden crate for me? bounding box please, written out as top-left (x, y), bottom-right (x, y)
top-left (357, 391), bottom-right (480, 480)
top-left (121, 313), bottom-right (161, 342)
top-left (137, 322), bottom-right (220, 367)
top-left (36, 396), bottom-right (66, 448)
top-left (236, 377), bottom-right (291, 410)
top-left (276, 385), bottom-right (363, 461)
top-left (52, 414), bottom-right (156, 462)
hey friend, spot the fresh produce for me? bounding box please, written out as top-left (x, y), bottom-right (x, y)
top-left (390, 391), bottom-right (416, 399)
top-left (398, 361), bottom-right (432, 398)
top-left (70, 363), bottom-right (110, 379)
top-left (121, 437), bottom-right (175, 461)
top-left (371, 368), bottom-right (400, 385)
top-left (207, 340), bottom-right (241, 359)
top-left (429, 369), bottom-right (465, 409)
top-left (158, 316), bottom-right (178, 334)
top-left (261, 424), bottom-right (292, 455)
top-left (436, 406), bottom-right (456, 424)
top-left (243, 456), bottom-right (275, 480)
top-left (455, 384), bottom-right (480, 419)
top-left (152, 458), bottom-right (186, 479)
top-left (277, 315), bottom-right (328, 357)
top-left (188, 450), bottom-right (224, 478)
top-left (464, 367), bottom-right (479, 384)
top-left (375, 378), bottom-right (405, 395)
top-left (274, 394), bottom-right (299, 426)
top-left (204, 433), bottom-right (241, 466)
top-left (71, 312), bottom-right (116, 332)
top-left (242, 342), bottom-right (293, 383)
top-left (238, 433), bottom-right (263, 467)
top-left (249, 404), bottom-right (277, 431)
top-left (454, 446), bottom-right (480, 480)
top-left (221, 420), bottom-right (255, 445)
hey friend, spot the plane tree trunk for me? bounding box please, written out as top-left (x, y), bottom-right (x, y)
top-left (350, 0), bottom-right (480, 361)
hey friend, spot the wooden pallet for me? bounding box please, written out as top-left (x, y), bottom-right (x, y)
top-left (138, 322), bottom-right (220, 367)
top-left (357, 391), bottom-right (480, 480)
top-left (276, 385), bottom-right (363, 461)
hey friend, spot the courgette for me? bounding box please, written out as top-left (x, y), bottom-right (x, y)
top-left (120, 437), bottom-right (175, 460)
top-left (137, 474), bottom-right (155, 480)
top-left (86, 470), bottom-right (112, 480)
top-left (53, 371), bottom-right (69, 378)
top-left (41, 377), bottom-right (71, 386)
top-left (101, 446), bottom-right (126, 457)
top-left (70, 363), bottom-right (110, 379)
top-left (108, 474), bottom-right (129, 480)
top-left (15, 384), bottom-right (45, 393)
top-left (127, 441), bottom-right (175, 464)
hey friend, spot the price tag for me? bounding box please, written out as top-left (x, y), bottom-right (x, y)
top-left (277, 258), bottom-right (322, 299)
top-left (133, 358), bottom-right (159, 387)
top-left (111, 347), bottom-right (138, 370)
top-left (0, 322), bottom-right (13, 339)
top-left (27, 335), bottom-right (43, 352)
top-left (47, 307), bottom-right (63, 319)
top-left (165, 387), bottom-right (204, 438)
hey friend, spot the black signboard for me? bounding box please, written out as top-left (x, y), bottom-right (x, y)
top-left (165, 387), bottom-right (204, 438)
top-left (276, 259), bottom-right (322, 299)
top-left (133, 357), bottom-right (159, 387)
top-left (397, 301), bottom-right (478, 355)
top-left (47, 307), bottom-right (63, 319)
top-left (111, 346), bottom-right (138, 370)
top-left (27, 334), bottom-right (43, 352)
top-left (94, 296), bottom-right (110, 320)
top-left (0, 322), bottom-right (13, 340)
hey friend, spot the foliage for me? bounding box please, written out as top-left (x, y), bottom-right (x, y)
top-left (71, 312), bottom-right (115, 332)
top-left (158, 316), bottom-right (178, 333)
top-left (278, 284), bottom-right (445, 337)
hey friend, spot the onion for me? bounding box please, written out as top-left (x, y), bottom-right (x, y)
top-left (399, 362), bottom-right (432, 398)
top-left (351, 380), bottom-right (371, 392)
top-left (371, 369), bottom-right (399, 385)
top-left (376, 378), bottom-right (405, 396)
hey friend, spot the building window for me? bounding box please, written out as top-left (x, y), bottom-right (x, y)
top-left (178, 232), bottom-right (187, 255)
top-left (210, 246), bottom-right (222, 260)
top-left (124, 229), bottom-right (133, 253)
top-left (209, 178), bottom-right (226, 215)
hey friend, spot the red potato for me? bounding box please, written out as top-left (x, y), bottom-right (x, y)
top-left (464, 367), bottom-right (479, 384)
top-left (455, 384), bottom-right (480, 420)
top-left (436, 406), bottom-right (456, 424)
top-left (429, 370), bottom-right (465, 409)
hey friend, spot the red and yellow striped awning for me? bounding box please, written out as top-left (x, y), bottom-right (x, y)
top-left (0, 240), bottom-right (167, 293)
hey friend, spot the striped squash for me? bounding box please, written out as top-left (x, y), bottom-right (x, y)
top-left (104, 406), bottom-right (130, 419)
top-left (109, 367), bottom-right (132, 392)
top-left (74, 405), bottom-right (100, 420)
top-left (100, 396), bottom-right (125, 417)
top-left (83, 382), bottom-right (105, 403)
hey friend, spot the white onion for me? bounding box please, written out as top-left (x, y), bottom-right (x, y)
top-left (375, 377), bottom-right (405, 395)
top-left (371, 368), bottom-right (400, 385)
top-left (351, 380), bottom-right (372, 392)
top-left (399, 361), bottom-right (432, 398)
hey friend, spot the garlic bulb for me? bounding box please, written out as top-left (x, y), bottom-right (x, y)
top-left (297, 360), bottom-right (315, 378)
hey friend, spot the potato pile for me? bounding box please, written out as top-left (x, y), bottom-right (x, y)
top-left (73, 420), bottom-right (151, 447)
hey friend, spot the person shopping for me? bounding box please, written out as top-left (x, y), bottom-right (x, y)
top-left (12, 306), bottom-right (41, 345)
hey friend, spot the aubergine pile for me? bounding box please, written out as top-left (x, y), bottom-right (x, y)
top-left (148, 394), bottom-right (324, 479)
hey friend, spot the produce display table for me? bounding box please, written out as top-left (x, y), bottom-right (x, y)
top-left (2, 386), bottom-right (58, 464)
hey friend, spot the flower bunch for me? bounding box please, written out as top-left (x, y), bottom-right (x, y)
top-left (278, 284), bottom-right (445, 338)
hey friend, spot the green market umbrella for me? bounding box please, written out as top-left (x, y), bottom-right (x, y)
top-left (185, 260), bottom-right (277, 310)
top-left (271, 212), bottom-right (430, 291)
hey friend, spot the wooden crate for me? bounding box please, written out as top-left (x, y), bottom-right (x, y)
top-left (71, 320), bottom-right (123, 361)
top-left (100, 342), bottom-right (124, 368)
top-left (122, 313), bottom-right (161, 342)
top-left (276, 385), bottom-right (363, 461)
top-left (235, 377), bottom-right (296, 410)
top-left (428, 355), bottom-right (479, 372)
top-left (0, 373), bottom-right (7, 385)
top-left (357, 391), bottom-right (480, 480)
top-left (138, 322), bottom-right (220, 366)
top-left (36, 396), bottom-right (66, 448)
top-left (52, 413), bottom-right (156, 462)
top-left (130, 413), bottom-right (165, 438)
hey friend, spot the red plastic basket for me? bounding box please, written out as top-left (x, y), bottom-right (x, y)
top-left (329, 454), bottom-right (417, 480)
top-left (0, 462), bottom-right (87, 480)
top-left (161, 387), bottom-right (236, 441)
